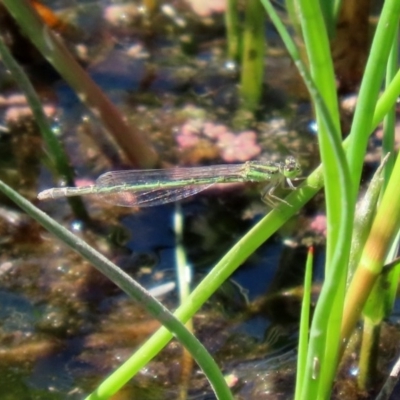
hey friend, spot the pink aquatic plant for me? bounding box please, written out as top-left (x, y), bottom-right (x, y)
top-left (185, 0), bottom-right (226, 17)
top-left (203, 122), bottom-right (229, 140)
top-left (1, 94), bottom-right (56, 123)
top-left (217, 130), bottom-right (261, 162)
top-left (310, 214), bottom-right (327, 237)
top-left (176, 121), bottom-right (261, 162)
top-left (5, 105), bottom-right (56, 123)
top-left (175, 121), bottom-right (201, 148)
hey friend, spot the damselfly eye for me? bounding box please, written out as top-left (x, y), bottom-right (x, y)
top-left (283, 156), bottom-right (301, 178)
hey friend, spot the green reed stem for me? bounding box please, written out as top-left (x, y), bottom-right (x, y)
top-left (0, 33), bottom-right (89, 220)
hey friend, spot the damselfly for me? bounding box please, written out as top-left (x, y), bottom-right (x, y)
top-left (37, 156), bottom-right (301, 207)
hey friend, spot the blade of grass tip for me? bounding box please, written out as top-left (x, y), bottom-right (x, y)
top-left (0, 34), bottom-right (89, 221)
top-left (0, 179), bottom-right (233, 400)
top-left (1, 0), bottom-right (157, 168)
top-left (346, 0), bottom-right (400, 198)
top-left (294, 246), bottom-right (313, 400)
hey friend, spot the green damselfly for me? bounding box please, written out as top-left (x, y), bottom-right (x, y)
top-left (37, 156), bottom-right (301, 207)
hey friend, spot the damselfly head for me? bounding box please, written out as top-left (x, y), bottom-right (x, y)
top-left (282, 156), bottom-right (301, 179)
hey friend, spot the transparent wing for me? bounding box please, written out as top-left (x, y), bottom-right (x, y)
top-left (94, 183), bottom-right (214, 207)
top-left (94, 165), bottom-right (246, 207)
